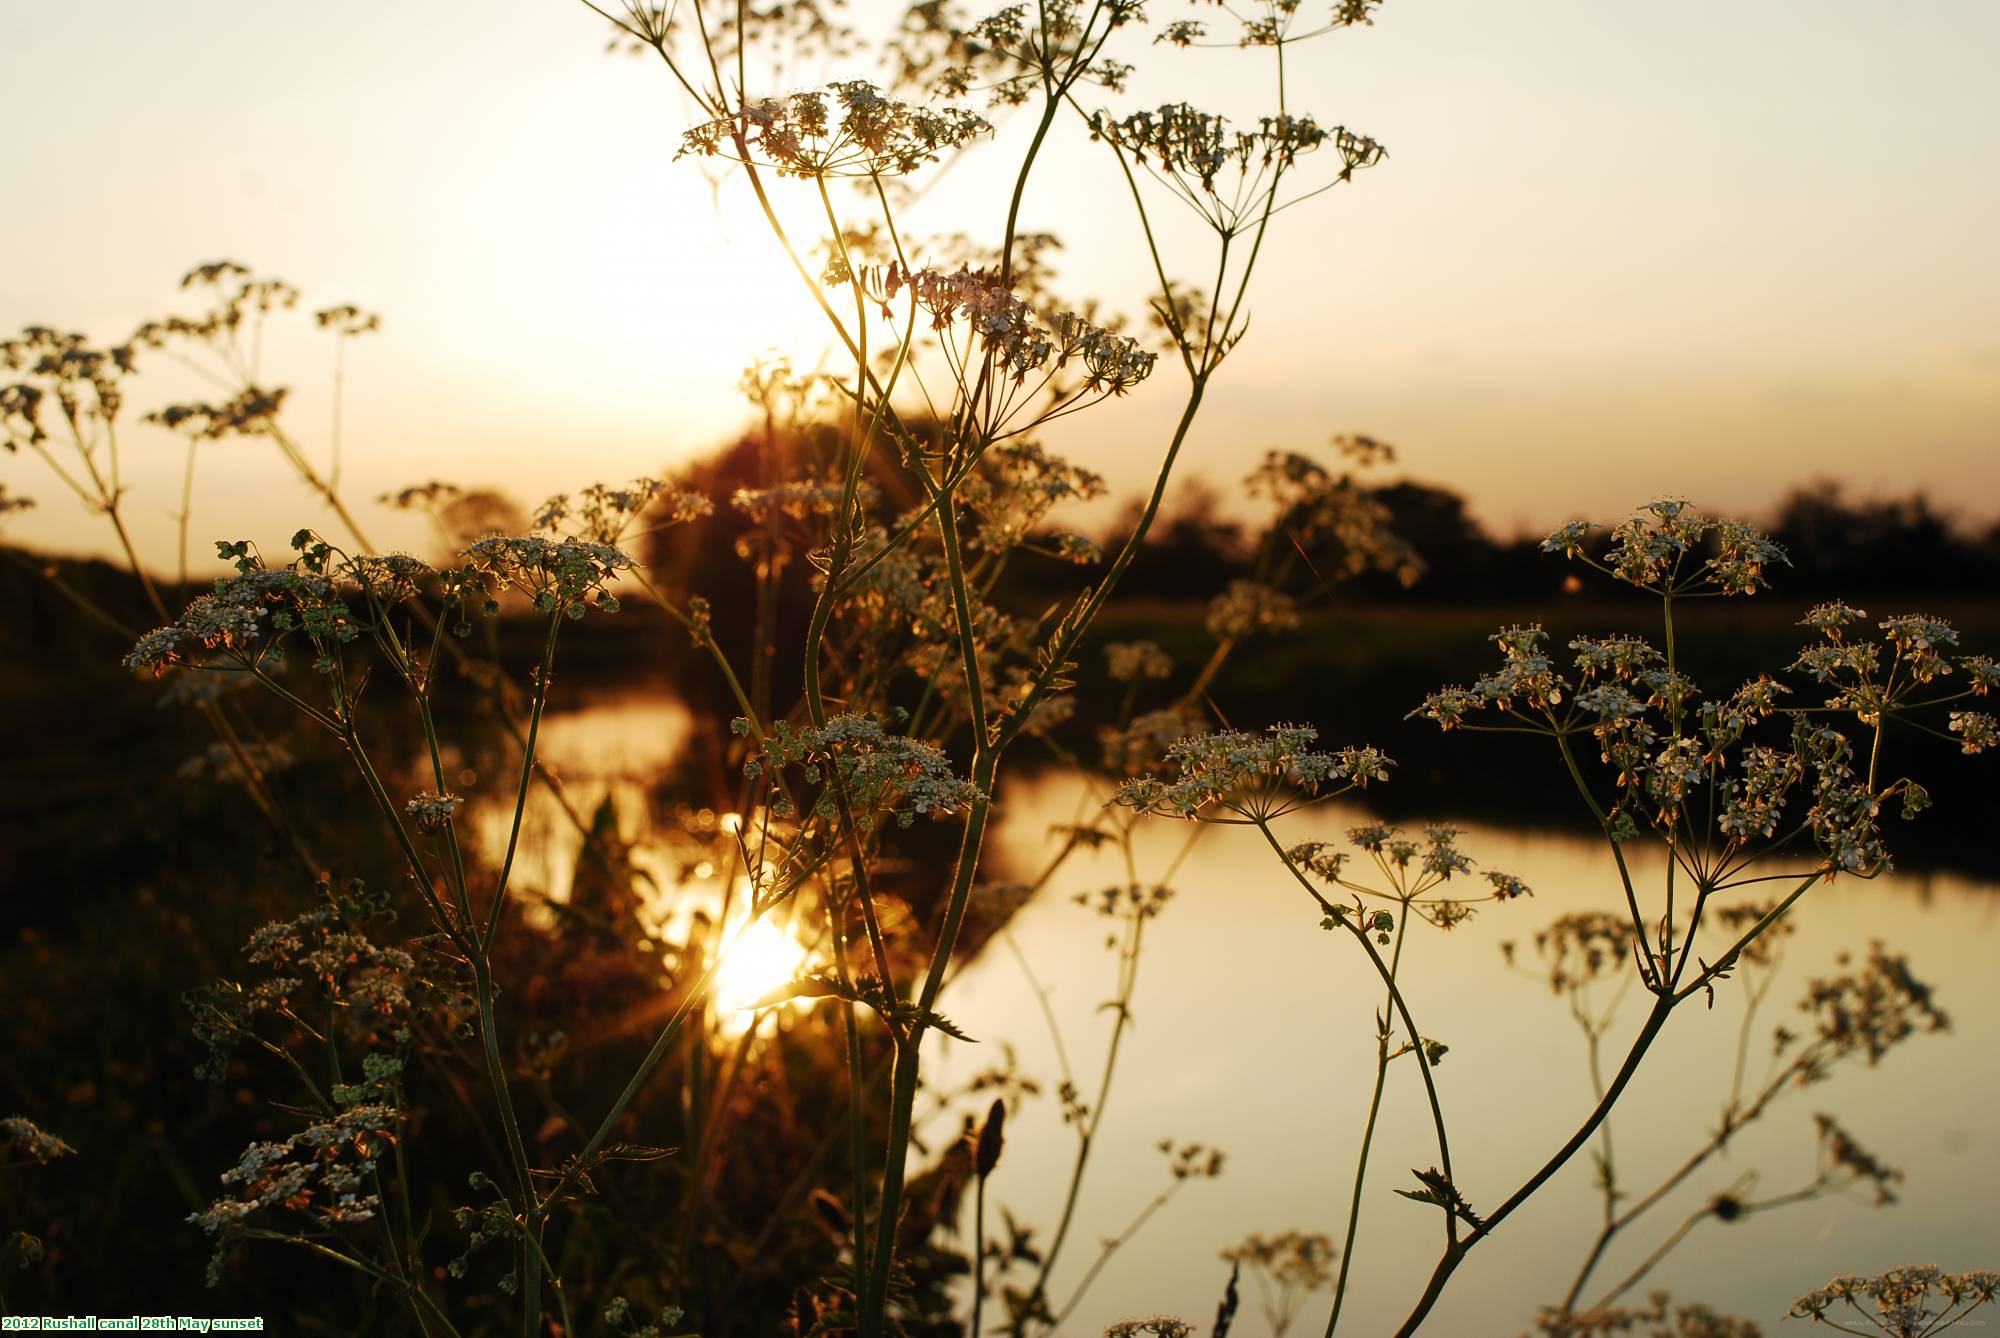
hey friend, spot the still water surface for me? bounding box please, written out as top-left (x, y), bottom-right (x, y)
top-left (503, 694), bottom-right (2000, 1335)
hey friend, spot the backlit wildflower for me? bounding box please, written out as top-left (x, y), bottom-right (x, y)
top-left (1947, 710), bottom-right (1995, 754)
top-left (732, 478), bottom-right (875, 523)
top-left (1100, 707), bottom-right (1193, 776)
top-left (1960, 654), bottom-right (1999, 694)
top-left (458, 533), bottom-right (636, 619)
top-left (1531, 912), bottom-right (1637, 994)
top-left (191, 1105), bottom-right (397, 1283)
top-left (1798, 942), bottom-right (1948, 1066)
top-left (124, 557), bottom-right (350, 676)
top-left (1112, 723), bottom-right (1388, 821)
top-left (681, 82), bottom-right (990, 178)
top-left (958, 442), bottom-right (1107, 550)
top-left (1221, 1230), bottom-right (1337, 1335)
top-left (749, 713), bottom-right (982, 829)
top-left (535, 477), bottom-right (709, 544)
top-left (1206, 579), bottom-right (1299, 640)
top-left (1089, 103), bottom-right (1383, 232)
top-left (1540, 518), bottom-right (1594, 557)
top-left (1, 326), bottom-right (133, 447)
top-left (1789, 1265), bottom-right (2000, 1336)
top-left (1106, 641), bottom-right (1173, 684)
top-left (406, 791), bottom-right (464, 833)
top-left (1549, 500), bottom-right (1786, 596)
top-left (1812, 1114), bottom-right (1902, 1207)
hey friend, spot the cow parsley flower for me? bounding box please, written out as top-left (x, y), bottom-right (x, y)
top-left (1105, 640), bottom-right (1173, 683)
top-left (1089, 103), bottom-right (1384, 233)
top-left (751, 713), bottom-right (982, 830)
top-left (1548, 500), bottom-right (1786, 597)
top-left (191, 1104), bottom-right (398, 1284)
top-left (405, 791), bottom-right (464, 833)
top-left (1947, 711), bottom-right (1996, 754)
top-left (1112, 723), bottom-right (1388, 821)
top-left (1789, 1265), bottom-right (1999, 1336)
top-left (1206, 579), bottom-right (1300, 640)
top-left (681, 82), bottom-right (990, 178)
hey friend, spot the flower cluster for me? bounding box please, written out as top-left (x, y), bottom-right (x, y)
top-left (313, 304), bottom-right (381, 337)
top-left (1099, 707), bottom-right (1193, 777)
top-left (176, 739), bottom-right (296, 783)
top-left (958, 442), bottom-right (1107, 551)
top-left (191, 895), bottom-right (417, 1082)
top-left (881, 263), bottom-right (1156, 392)
top-left (1205, 579), bottom-right (1300, 640)
top-left (124, 549), bottom-right (351, 676)
top-left (1292, 825), bottom-right (1529, 929)
top-left (921, 0), bottom-right (1144, 107)
top-left (1415, 612), bottom-right (1915, 869)
top-left (1074, 881), bottom-right (1176, 921)
top-left (1111, 723), bottom-right (1388, 821)
top-left (1, 326), bottom-right (135, 448)
top-left (1089, 104), bottom-right (1384, 230)
top-left (1529, 1293), bottom-right (1762, 1337)
top-left (1813, 1114), bottom-right (1903, 1207)
top-left (732, 478), bottom-right (876, 524)
top-left (1414, 625), bottom-right (1567, 728)
top-left (1244, 442), bottom-right (1421, 585)
top-left (1788, 1266), bottom-right (1999, 1336)
top-left (146, 386), bottom-right (287, 440)
top-left (458, 533), bottom-right (636, 619)
top-left (1220, 1229), bottom-right (1338, 1333)
top-left (1520, 911), bottom-right (1637, 994)
top-left (1792, 605), bottom-right (1995, 747)
top-left (1105, 639), bottom-right (1173, 684)
top-left (745, 712), bottom-right (982, 829)
top-left (190, 1104), bottom-right (398, 1280)
top-left (405, 790), bottom-right (464, 834)
top-left (1794, 942), bottom-right (1948, 1067)
top-left (1161, 1138), bottom-right (1226, 1180)
top-left (534, 477), bottom-right (710, 544)
top-left (129, 261), bottom-right (299, 353)
top-left (342, 551), bottom-right (435, 604)
top-left (681, 82), bottom-right (990, 178)
top-left (1051, 309), bottom-right (1158, 394)
top-left (1541, 500), bottom-right (1787, 597)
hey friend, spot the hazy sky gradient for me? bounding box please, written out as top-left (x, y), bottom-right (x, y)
top-left (4, 0), bottom-right (1996, 565)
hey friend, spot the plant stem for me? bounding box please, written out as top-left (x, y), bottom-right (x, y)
top-left (1388, 995), bottom-right (1675, 1337)
top-left (1324, 909), bottom-right (1409, 1335)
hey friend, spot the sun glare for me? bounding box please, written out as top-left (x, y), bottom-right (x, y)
top-left (710, 916), bottom-right (812, 1035)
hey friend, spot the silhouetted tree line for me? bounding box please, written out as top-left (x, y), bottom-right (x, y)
top-left (1072, 476), bottom-right (2000, 607)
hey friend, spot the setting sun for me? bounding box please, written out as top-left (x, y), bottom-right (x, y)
top-left (709, 914), bottom-right (812, 1033)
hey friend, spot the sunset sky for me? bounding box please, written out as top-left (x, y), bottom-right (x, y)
top-left (4, 0), bottom-right (1996, 567)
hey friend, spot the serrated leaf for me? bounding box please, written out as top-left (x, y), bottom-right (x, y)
top-left (918, 1009), bottom-right (977, 1042)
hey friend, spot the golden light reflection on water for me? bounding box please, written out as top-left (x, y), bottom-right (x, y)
top-left (936, 771), bottom-right (2000, 1334)
top-left (473, 693), bottom-right (819, 1038)
top-left (469, 691), bottom-right (691, 908)
top-left (709, 915), bottom-right (814, 1036)
top-left (476, 700), bottom-right (1999, 1328)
